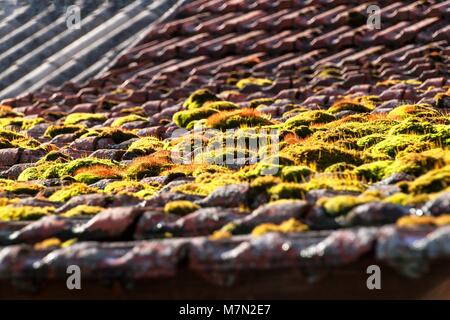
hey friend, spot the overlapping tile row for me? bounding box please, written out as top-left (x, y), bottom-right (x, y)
top-left (0, 225), bottom-right (449, 288)
top-left (0, 0), bottom-right (449, 290)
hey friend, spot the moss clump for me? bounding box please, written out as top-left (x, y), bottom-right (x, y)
top-left (250, 175), bottom-right (282, 191)
top-left (356, 134), bottom-right (386, 149)
top-left (64, 113), bottom-right (107, 125)
top-left (37, 151), bottom-right (71, 164)
top-left (409, 165), bottom-right (450, 194)
top-left (320, 195), bottom-right (375, 216)
top-left (435, 93), bottom-right (450, 108)
top-left (248, 98), bottom-right (275, 108)
top-left (3, 182), bottom-right (44, 195)
top-left (104, 181), bottom-right (144, 194)
top-left (383, 192), bottom-right (430, 206)
top-left (48, 183), bottom-right (99, 202)
top-left (0, 206), bottom-right (54, 221)
top-left (328, 99), bottom-right (374, 114)
top-left (183, 89), bottom-right (221, 110)
top-left (368, 134), bottom-right (432, 158)
top-left (388, 118), bottom-right (434, 135)
top-left (61, 205), bottom-right (103, 218)
top-left (387, 104), bottom-right (439, 119)
top-left (206, 108), bottom-right (274, 130)
top-left (111, 114), bottom-right (148, 127)
top-left (82, 127), bottom-right (138, 144)
top-left (324, 162), bottom-right (356, 173)
top-left (281, 165), bottom-right (314, 182)
top-left (126, 153), bottom-right (171, 180)
top-left (284, 142), bottom-right (363, 171)
top-left (251, 218), bottom-right (308, 236)
top-left (268, 183), bottom-right (306, 200)
top-left (396, 215), bottom-right (450, 228)
top-left (203, 101), bottom-right (239, 111)
top-left (173, 107), bottom-right (219, 128)
top-left (127, 136), bottom-right (164, 155)
top-left (74, 165), bottom-right (122, 184)
top-left (354, 160), bottom-right (393, 181)
top-left (284, 111), bottom-right (335, 129)
top-left (44, 125), bottom-right (86, 138)
top-left (384, 149), bottom-right (447, 178)
top-left (0, 117), bottom-right (45, 130)
top-left (302, 174), bottom-right (365, 193)
top-left (164, 200), bottom-right (200, 216)
top-left (236, 77), bottom-right (272, 90)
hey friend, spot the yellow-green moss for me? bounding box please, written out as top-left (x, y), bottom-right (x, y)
top-left (0, 206), bottom-right (54, 221)
top-left (183, 89), bottom-right (221, 110)
top-left (48, 183), bottom-right (99, 202)
top-left (268, 183), bottom-right (306, 200)
top-left (3, 182), bottom-right (44, 195)
top-left (44, 125), bottom-right (86, 138)
top-left (409, 165), bottom-right (450, 194)
top-left (61, 205), bottom-right (103, 217)
top-left (64, 113), bottom-right (107, 125)
top-left (284, 110), bottom-right (335, 129)
top-left (164, 200), bottom-right (200, 216)
top-left (206, 108), bottom-right (274, 130)
top-left (127, 136), bottom-right (164, 155)
top-left (251, 218), bottom-right (308, 236)
top-left (173, 107), bottom-right (219, 128)
top-left (388, 104), bottom-right (439, 119)
top-left (236, 77), bottom-right (272, 90)
top-left (111, 114), bottom-right (148, 127)
top-left (320, 195), bottom-right (375, 216)
top-left (203, 101), bottom-right (239, 111)
top-left (281, 165), bottom-right (314, 182)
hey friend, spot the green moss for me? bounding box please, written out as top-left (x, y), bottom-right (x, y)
top-left (248, 98), bottom-right (275, 108)
top-left (44, 125), bottom-right (86, 138)
top-left (320, 195), bottom-right (374, 216)
top-left (434, 93), bottom-right (450, 108)
top-left (324, 162), bottom-right (356, 173)
top-left (284, 111), bottom-right (335, 129)
top-left (281, 165), bottom-right (314, 182)
top-left (284, 142), bottom-right (363, 171)
top-left (203, 101), bottom-right (239, 111)
top-left (83, 128), bottom-right (138, 144)
top-left (354, 160), bottom-right (393, 181)
top-left (64, 113), bottom-right (107, 125)
top-left (126, 155), bottom-right (171, 180)
top-left (268, 183), bottom-right (306, 201)
top-left (328, 100), bottom-right (374, 114)
top-left (388, 104), bottom-right (439, 119)
top-left (236, 77), bottom-right (273, 90)
top-left (61, 205), bottom-right (103, 217)
top-left (368, 134), bottom-right (433, 158)
top-left (0, 117), bottom-right (45, 130)
top-left (301, 174), bottom-right (366, 193)
top-left (356, 134), bottom-right (386, 149)
top-left (3, 182), bottom-right (43, 195)
top-left (173, 107), bottom-right (219, 128)
top-left (383, 192), bottom-right (430, 206)
top-left (384, 149), bottom-right (446, 178)
top-left (111, 114), bottom-right (148, 127)
top-left (410, 165), bottom-right (450, 194)
top-left (281, 125), bottom-right (313, 139)
top-left (37, 151), bottom-right (71, 164)
top-left (127, 137), bottom-right (164, 155)
top-left (250, 176), bottom-right (282, 191)
top-left (164, 200), bottom-right (200, 216)
top-left (104, 181), bottom-right (144, 194)
top-left (183, 89), bottom-right (220, 110)
top-left (206, 108), bottom-right (274, 130)
top-left (0, 206), bottom-right (54, 221)
top-left (48, 183), bottom-right (99, 202)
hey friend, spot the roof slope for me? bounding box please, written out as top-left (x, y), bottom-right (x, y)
top-left (0, 0), bottom-right (449, 297)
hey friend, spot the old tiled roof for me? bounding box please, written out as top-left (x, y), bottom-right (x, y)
top-left (0, 0), bottom-right (182, 99)
top-left (0, 0), bottom-right (449, 298)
